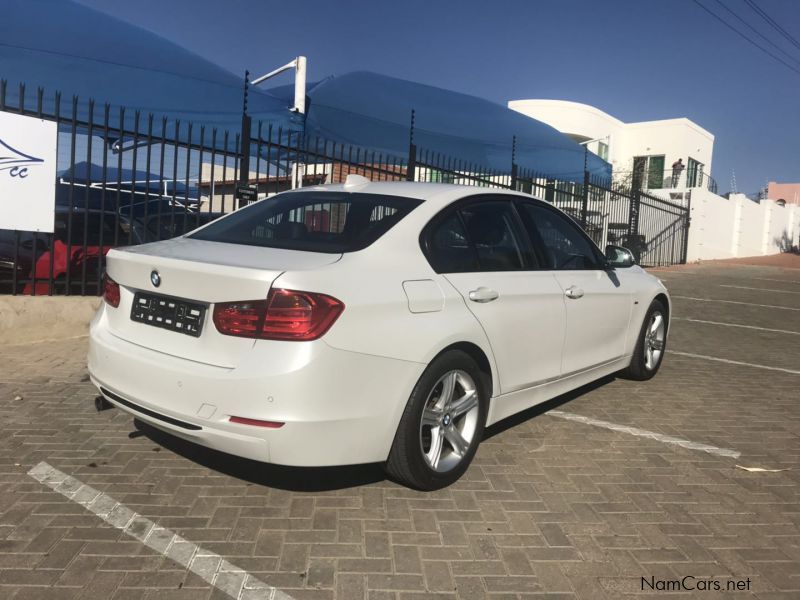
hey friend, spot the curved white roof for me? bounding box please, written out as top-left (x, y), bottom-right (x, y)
top-left (507, 99), bottom-right (625, 142)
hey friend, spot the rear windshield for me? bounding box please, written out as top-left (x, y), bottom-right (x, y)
top-left (55, 212), bottom-right (127, 246)
top-left (190, 191), bottom-right (422, 253)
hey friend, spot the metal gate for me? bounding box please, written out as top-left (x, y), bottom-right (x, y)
top-left (631, 191), bottom-right (691, 268)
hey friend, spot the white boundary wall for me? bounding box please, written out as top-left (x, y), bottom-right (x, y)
top-left (686, 190), bottom-right (799, 261)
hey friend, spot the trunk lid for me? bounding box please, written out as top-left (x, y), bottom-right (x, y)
top-left (104, 237), bottom-right (341, 367)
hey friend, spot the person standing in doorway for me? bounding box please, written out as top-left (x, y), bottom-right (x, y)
top-left (671, 158), bottom-right (685, 187)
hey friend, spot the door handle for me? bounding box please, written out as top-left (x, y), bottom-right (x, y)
top-left (565, 286), bottom-right (584, 299)
top-left (468, 287), bottom-right (499, 303)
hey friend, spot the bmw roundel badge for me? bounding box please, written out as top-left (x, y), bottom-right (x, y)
top-left (150, 270), bottom-right (161, 287)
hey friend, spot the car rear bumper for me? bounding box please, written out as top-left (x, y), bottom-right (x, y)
top-left (88, 305), bottom-right (425, 466)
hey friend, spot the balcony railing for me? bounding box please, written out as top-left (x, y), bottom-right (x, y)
top-left (614, 169), bottom-right (718, 194)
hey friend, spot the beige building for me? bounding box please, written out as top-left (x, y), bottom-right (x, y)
top-left (766, 181), bottom-right (800, 205)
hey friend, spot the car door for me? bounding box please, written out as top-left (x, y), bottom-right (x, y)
top-left (517, 200), bottom-right (633, 375)
top-left (423, 197), bottom-right (566, 394)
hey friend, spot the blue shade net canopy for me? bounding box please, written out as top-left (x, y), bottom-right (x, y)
top-left (0, 0), bottom-right (609, 182)
top-left (275, 72), bottom-right (611, 182)
top-left (0, 0), bottom-right (300, 151)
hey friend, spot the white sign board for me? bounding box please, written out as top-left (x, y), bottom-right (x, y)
top-left (0, 111), bottom-right (58, 232)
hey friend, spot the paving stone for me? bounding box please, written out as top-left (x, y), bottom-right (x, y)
top-left (1, 263), bottom-right (799, 598)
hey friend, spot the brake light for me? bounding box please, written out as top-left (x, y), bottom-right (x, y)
top-left (213, 289), bottom-right (344, 341)
top-left (102, 273), bottom-right (120, 307)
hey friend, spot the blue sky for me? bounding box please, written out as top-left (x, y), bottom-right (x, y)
top-left (74, 0), bottom-right (799, 195)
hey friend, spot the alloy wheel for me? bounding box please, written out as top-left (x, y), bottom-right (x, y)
top-left (643, 311), bottom-right (666, 370)
top-left (419, 369), bottom-right (480, 472)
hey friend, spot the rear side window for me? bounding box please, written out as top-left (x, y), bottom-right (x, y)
top-left (424, 198), bottom-right (531, 273)
top-left (426, 213), bottom-right (478, 273)
top-left (190, 191), bottom-right (422, 253)
top-left (459, 202), bottom-right (525, 271)
top-left (55, 213), bottom-right (126, 246)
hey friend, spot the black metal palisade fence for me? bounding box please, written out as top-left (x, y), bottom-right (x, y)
top-left (0, 82), bottom-right (691, 296)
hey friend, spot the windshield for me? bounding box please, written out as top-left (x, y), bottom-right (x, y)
top-left (190, 191), bottom-right (422, 253)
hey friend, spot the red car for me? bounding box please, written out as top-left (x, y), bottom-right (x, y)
top-left (1, 210), bottom-right (132, 296)
top-left (2, 209), bottom-right (222, 295)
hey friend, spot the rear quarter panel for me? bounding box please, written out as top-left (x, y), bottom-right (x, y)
top-left (272, 248), bottom-right (501, 397)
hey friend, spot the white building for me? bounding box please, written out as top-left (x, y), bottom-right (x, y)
top-left (508, 99), bottom-right (715, 197)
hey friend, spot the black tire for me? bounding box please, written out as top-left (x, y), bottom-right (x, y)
top-left (53, 273), bottom-right (67, 295)
top-left (620, 299), bottom-right (668, 381)
top-left (385, 350), bottom-right (488, 490)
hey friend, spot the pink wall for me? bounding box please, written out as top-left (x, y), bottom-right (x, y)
top-left (767, 182), bottom-right (800, 205)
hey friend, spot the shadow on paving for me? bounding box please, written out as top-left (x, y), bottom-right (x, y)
top-left (483, 375), bottom-right (616, 440)
top-left (104, 375), bottom-right (617, 493)
top-left (130, 417), bottom-right (387, 492)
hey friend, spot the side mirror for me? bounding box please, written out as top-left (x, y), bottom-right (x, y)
top-left (605, 244), bottom-right (636, 268)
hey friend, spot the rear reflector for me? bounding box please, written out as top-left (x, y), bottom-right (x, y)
top-left (213, 288), bottom-right (344, 341)
top-left (229, 416), bottom-right (285, 429)
top-left (102, 273), bottom-right (120, 308)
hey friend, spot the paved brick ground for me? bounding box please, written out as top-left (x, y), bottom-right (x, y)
top-left (651, 252), bottom-right (800, 271)
top-left (0, 262), bottom-right (798, 599)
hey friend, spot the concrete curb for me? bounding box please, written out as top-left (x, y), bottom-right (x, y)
top-left (0, 296), bottom-right (101, 345)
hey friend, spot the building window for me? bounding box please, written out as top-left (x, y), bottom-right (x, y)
top-left (597, 141), bottom-right (609, 162)
top-left (686, 157), bottom-right (704, 188)
top-left (632, 155), bottom-right (665, 190)
top-left (427, 168), bottom-right (455, 184)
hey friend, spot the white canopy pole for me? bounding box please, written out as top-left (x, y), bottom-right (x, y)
top-left (251, 56), bottom-right (307, 114)
top-left (293, 56), bottom-right (307, 115)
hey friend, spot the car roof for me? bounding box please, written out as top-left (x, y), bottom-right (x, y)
top-left (292, 180), bottom-right (533, 203)
top-left (281, 181), bottom-right (559, 235)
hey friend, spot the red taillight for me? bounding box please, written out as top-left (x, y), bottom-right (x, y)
top-left (229, 416), bottom-right (284, 428)
top-left (262, 289), bottom-right (343, 340)
top-left (102, 273), bottom-right (120, 308)
top-left (212, 301), bottom-right (264, 336)
top-left (213, 289), bottom-right (344, 341)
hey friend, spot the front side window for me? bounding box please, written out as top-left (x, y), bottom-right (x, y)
top-left (519, 203), bottom-right (601, 270)
top-left (190, 191), bottom-right (422, 253)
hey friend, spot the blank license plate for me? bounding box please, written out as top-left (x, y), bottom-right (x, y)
top-left (131, 292), bottom-right (206, 337)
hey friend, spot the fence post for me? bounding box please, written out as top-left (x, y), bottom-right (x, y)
top-left (581, 168), bottom-right (590, 227)
top-left (628, 190), bottom-right (640, 238)
top-left (510, 136), bottom-right (518, 190)
top-left (237, 71), bottom-right (252, 208)
top-left (406, 109), bottom-right (416, 182)
top-left (545, 178), bottom-right (555, 203)
top-left (680, 191), bottom-right (692, 264)
top-left (627, 189), bottom-right (643, 262)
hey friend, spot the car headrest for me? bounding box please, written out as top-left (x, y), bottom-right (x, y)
top-left (275, 220), bottom-right (308, 241)
top-left (466, 214), bottom-right (507, 246)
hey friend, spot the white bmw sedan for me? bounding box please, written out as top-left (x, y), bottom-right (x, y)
top-left (89, 177), bottom-right (670, 489)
